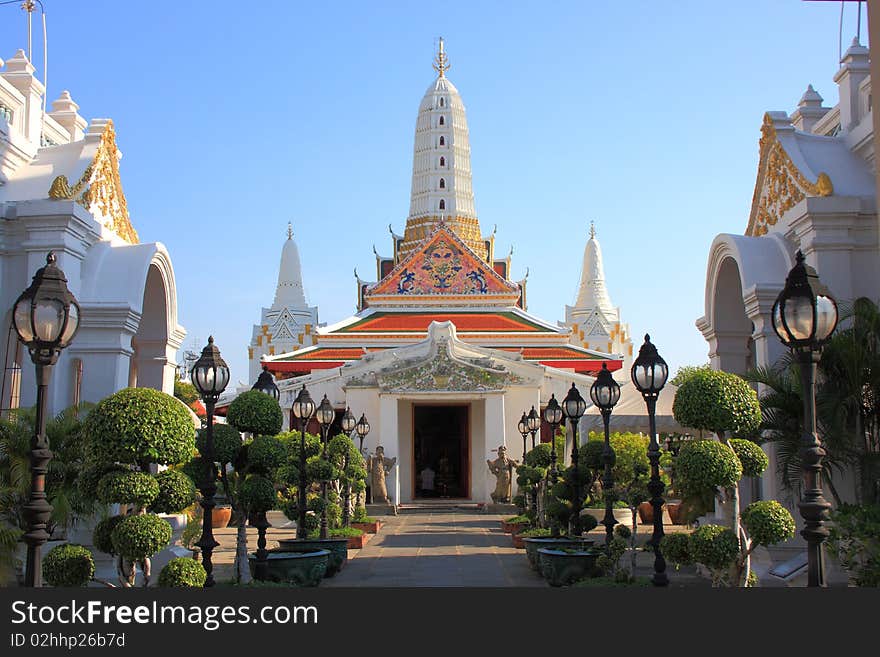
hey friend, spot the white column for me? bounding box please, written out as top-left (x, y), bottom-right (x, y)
top-left (378, 394), bottom-right (399, 504)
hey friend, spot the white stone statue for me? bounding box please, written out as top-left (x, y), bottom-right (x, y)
top-left (367, 446), bottom-right (397, 504)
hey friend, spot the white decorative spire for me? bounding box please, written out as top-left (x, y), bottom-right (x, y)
top-left (399, 39), bottom-right (484, 260)
top-left (273, 223), bottom-right (307, 308)
top-left (575, 223), bottom-right (614, 315)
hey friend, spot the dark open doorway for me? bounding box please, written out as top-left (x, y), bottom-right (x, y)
top-left (413, 404), bottom-right (469, 499)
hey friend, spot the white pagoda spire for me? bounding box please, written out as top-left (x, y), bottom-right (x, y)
top-left (575, 221), bottom-right (615, 314)
top-left (399, 38), bottom-right (484, 261)
top-left (273, 221), bottom-right (308, 308)
top-left (565, 223), bottom-right (631, 359)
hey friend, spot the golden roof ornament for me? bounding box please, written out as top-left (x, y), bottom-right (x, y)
top-left (433, 37), bottom-right (450, 77)
top-left (287, 221), bottom-right (293, 240)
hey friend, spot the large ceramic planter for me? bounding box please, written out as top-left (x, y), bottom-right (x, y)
top-left (523, 537), bottom-right (595, 571)
top-left (277, 538), bottom-right (349, 577)
top-left (666, 501), bottom-right (684, 525)
top-left (211, 505), bottom-right (232, 529)
top-left (538, 548), bottom-right (601, 587)
top-left (249, 549), bottom-right (329, 587)
top-left (351, 521), bottom-right (383, 534)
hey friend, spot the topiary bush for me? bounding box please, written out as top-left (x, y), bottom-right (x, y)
top-left (729, 439), bottom-right (769, 478)
top-left (158, 557), bottom-right (207, 587)
top-left (85, 388), bottom-right (195, 466)
top-left (246, 435), bottom-right (285, 474)
top-left (181, 456), bottom-right (213, 489)
top-left (111, 514), bottom-right (172, 562)
top-left (150, 470), bottom-right (197, 514)
top-left (689, 524), bottom-right (739, 572)
top-left (740, 500), bottom-right (796, 547)
top-left (659, 533), bottom-right (692, 568)
top-left (239, 475), bottom-right (276, 514)
top-left (96, 471), bottom-right (160, 508)
top-left (196, 424), bottom-right (242, 465)
top-left (93, 515), bottom-right (125, 555)
top-left (78, 463), bottom-right (129, 500)
top-left (676, 439), bottom-right (743, 493)
top-left (43, 544), bottom-right (95, 587)
top-left (226, 390), bottom-right (283, 436)
top-left (672, 369), bottom-right (761, 437)
top-left (306, 456), bottom-right (336, 482)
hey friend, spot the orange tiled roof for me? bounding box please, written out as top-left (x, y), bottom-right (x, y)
top-left (335, 311), bottom-right (550, 333)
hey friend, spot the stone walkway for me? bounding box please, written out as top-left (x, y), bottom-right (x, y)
top-left (323, 512), bottom-right (545, 587)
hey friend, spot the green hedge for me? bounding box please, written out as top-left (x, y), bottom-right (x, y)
top-left (85, 388), bottom-right (195, 466)
top-left (158, 557), bottom-right (207, 587)
top-left (226, 390), bottom-right (283, 436)
top-left (44, 544), bottom-right (94, 587)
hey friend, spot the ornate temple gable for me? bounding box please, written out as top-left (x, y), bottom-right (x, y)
top-left (365, 224), bottom-right (520, 306)
top-left (746, 113), bottom-right (834, 237)
top-left (48, 120), bottom-right (139, 244)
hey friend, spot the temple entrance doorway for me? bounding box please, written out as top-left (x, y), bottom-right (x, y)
top-left (413, 404), bottom-right (469, 499)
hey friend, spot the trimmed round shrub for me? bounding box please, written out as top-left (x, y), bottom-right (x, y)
top-left (614, 524), bottom-right (632, 540)
top-left (660, 533), bottom-right (693, 567)
top-left (196, 423), bottom-right (242, 465)
top-left (239, 475), bottom-right (276, 513)
top-left (78, 463), bottom-right (129, 500)
top-left (741, 500), bottom-right (796, 547)
top-left (158, 557), bottom-right (207, 587)
top-left (111, 514), bottom-right (172, 562)
top-left (672, 369), bottom-right (761, 436)
top-left (580, 513), bottom-right (599, 532)
top-left (515, 464), bottom-right (544, 487)
top-left (150, 470), bottom-right (197, 514)
top-left (676, 440), bottom-right (742, 492)
top-left (96, 471), bottom-right (159, 507)
top-left (93, 515), bottom-right (125, 555)
top-left (247, 435), bottom-right (285, 473)
top-left (85, 388), bottom-right (195, 466)
top-left (524, 443), bottom-right (553, 468)
top-left (306, 457), bottom-right (336, 482)
top-left (690, 524), bottom-right (739, 571)
top-left (181, 456), bottom-right (213, 488)
top-left (226, 390), bottom-right (283, 436)
top-left (729, 439), bottom-right (769, 478)
top-left (44, 544), bottom-right (94, 587)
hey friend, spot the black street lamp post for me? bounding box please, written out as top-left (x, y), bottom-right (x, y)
top-left (12, 252), bottom-right (80, 587)
top-left (291, 385), bottom-right (316, 539)
top-left (517, 412), bottom-right (529, 462)
top-left (190, 336), bottom-right (230, 587)
top-left (542, 395), bottom-right (564, 537)
top-left (250, 364), bottom-right (279, 580)
top-left (355, 414), bottom-right (370, 503)
top-left (590, 363), bottom-right (621, 549)
top-left (315, 394), bottom-right (335, 539)
top-left (340, 408), bottom-right (357, 527)
top-left (562, 383), bottom-right (588, 536)
top-left (526, 406), bottom-right (540, 450)
top-left (771, 250), bottom-right (838, 587)
top-left (631, 334), bottom-right (669, 586)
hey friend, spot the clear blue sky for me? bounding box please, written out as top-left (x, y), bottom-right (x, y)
top-left (0, 0), bottom-right (867, 386)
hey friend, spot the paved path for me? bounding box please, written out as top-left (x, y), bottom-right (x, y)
top-left (323, 513), bottom-right (546, 587)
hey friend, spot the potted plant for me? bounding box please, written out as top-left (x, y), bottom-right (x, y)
top-left (351, 514), bottom-right (383, 534)
top-left (249, 548), bottom-right (330, 586)
top-left (501, 514), bottom-right (530, 533)
top-left (537, 546), bottom-right (601, 587)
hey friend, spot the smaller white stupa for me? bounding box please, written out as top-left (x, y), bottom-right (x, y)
top-left (563, 222), bottom-right (632, 362)
top-left (248, 223), bottom-right (319, 383)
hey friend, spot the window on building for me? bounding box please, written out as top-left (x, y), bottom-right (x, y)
top-left (439, 97), bottom-right (445, 107)
top-left (439, 116), bottom-right (445, 126)
top-left (439, 199), bottom-right (446, 210)
top-left (439, 178), bottom-right (446, 189)
top-left (440, 156), bottom-right (445, 166)
top-left (439, 136), bottom-right (445, 146)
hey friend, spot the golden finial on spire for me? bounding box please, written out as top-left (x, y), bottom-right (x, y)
top-left (433, 37), bottom-right (450, 77)
top-left (287, 222), bottom-right (293, 240)
top-left (589, 221), bottom-right (596, 239)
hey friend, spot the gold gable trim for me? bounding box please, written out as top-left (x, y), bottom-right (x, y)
top-left (746, 114), bottom-right (833, 237)
top-left (48, 120), bottom-right (139, 244)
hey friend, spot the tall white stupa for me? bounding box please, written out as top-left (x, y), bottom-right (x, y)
top-left (248, 223), bottom-right (319, 382)
top-left (564, 223), bottom-right (632, 361)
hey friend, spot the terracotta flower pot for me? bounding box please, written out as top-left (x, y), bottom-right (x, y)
top-left (501, 520), bottom-right (529, 533)
top-left (345, 532), bottom-right (370, 549)
top-left (638, 502), bottom-right (653, 524)
top-left (211, 505), bottom-right (232, 529)
top-left (512, 532), bottom-right (527, 549)
top-left (351, 521), bottom-right (383, 534)
top-left (666, 501), bottom-right (684, 525)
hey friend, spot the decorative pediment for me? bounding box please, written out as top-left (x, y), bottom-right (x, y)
top-left (375, 338), bottom-right (524, 392)
top-left (746, 114), bottom-right (833, 237)
top-left (48, 120), bottom-right (139, 244)
top-left (365, 225), bottom-right (519, 302)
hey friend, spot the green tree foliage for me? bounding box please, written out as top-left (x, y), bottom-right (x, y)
top-left (43, 544), bottom-right (95, 587)
top-left (740, 500), bottom-right (796, 547)
top-left (84, 388), bottom-right (195, 467)
top-left (149, 470), bottom-right (197, 514)
top-left (729, 439), bottom-right (769, 478)
top-left (239, 475), bottom-right (277, 514)
top-left (173, 380), bottom-right (200, 406)
top-left (196, 424), bottom-right (242, 466)
top-left (96, 471), bottom-right (160, 507)
top-left (827, 503), bottom-right (880, 586)
top-left (672, 369), bottom-right (761, 437)
top-left (676, 440), bottom-right (742, 493)
top-left (226, 391), bottom-right (283, 436)
top-left (670, 363), bottom-right (712, 387)
top-left (110, 514), bottom-right (172, 562)
top-left (158, 557), bottom-right (207, 587)
top-left (93, 515), bottom-right (124, 556)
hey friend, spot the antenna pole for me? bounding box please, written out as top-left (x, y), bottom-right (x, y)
top-left (24, 1), bottom-right (35, 61)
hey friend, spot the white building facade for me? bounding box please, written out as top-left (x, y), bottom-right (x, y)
top-left (0, 49), bottom-right (185, 415)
